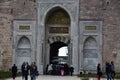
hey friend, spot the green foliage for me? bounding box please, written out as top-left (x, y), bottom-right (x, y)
top-left (78, 73), bottom-right (120, 79)
top-left (115, 73), bottom-right (120, 79)
top-left (78, 73), bottom-right (97, 77)
top-left (0, 71), bottom-right (22, 79)
top-left (81, 77), bottom-right (89, 80)
top-left (0, 71), bottom-right (11, 79)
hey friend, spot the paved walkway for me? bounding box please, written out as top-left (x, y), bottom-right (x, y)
top-left (4, 75), bottom-right (119, 80)
top-left (5, 75), bottom-right (80, 80)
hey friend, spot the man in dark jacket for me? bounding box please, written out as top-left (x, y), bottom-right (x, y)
top-left (11, 64), bottom-right (17, 80)
top-left (21, 62), bottom-right (25, 80)
top-left (69, 65), bottom-right (74, 76)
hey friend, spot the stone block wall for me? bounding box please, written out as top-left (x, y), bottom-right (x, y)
top-left (0, 0), bottom-right (36, 71)
top-left (79, 0), bottom-right (120, 72)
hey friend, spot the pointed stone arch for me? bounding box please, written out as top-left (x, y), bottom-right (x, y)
top-left (16, 36), bottom-right (31, 70)
top-left (42, 6), bottom-right (71, 73)
top-left (17, 36), bottom-right (31, 48)
top-left (45, 6), bottom-right (71, 25)
top-left (83, 36), bottom-right (98, 71)
top-left (43, 5), bottom-right (72, 25)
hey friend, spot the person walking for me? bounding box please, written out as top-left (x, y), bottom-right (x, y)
top-left (11, 64), bottom-right (17, 80)
top-left (111, 61), bottom-right (115, 80)
top-left (69, 65), bottom-right (74, 76)
top-left (21, 62), bottom-right (25, 80)
top-left (24, 62), bottom-right (30, 80)
top-left (97, 63), bottom-right (102, 80)
top-left (30, 62), bottom-right (38, 80)
top-left (106, 62), bottom-right (112, 80)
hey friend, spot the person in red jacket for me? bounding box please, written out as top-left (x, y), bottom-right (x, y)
top-left (97, 63), bottom-right (102, 80)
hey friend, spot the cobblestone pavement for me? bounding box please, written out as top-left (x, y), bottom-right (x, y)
top-left (5, 75), bottom-right (119, 80)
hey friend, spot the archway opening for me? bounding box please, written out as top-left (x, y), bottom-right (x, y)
top-left (49, 41), bottom-right (70, 75)
top-left (50, 41), bottom-right (68, 64)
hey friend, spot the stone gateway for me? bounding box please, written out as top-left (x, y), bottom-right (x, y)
top-left (0, 0), bottom-right (120, 74)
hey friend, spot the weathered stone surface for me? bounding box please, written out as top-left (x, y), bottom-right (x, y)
top-left (0, 0), bottom-right (35, 71)
top-left (0, 0), bottom-right (120, 72)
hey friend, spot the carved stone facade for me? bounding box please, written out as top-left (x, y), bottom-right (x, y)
top-left (0, 0), bottom-right (120, 74)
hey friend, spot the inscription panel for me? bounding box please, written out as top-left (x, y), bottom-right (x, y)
top-left (49, 27), bottom-right (69, 33)
top-left (85, 26), bottom-right (96, 30)
top-left (19, 25), bottom-right (30, 30)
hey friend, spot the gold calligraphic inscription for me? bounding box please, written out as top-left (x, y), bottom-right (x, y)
top-left (85, 26), bottom-right (96, 30)
top-left (19, 25), bottom-right (30, 30)
top-left (49, 27), bottom-right (69, 33)
top-left (47, 9), bottom-right (70, 24)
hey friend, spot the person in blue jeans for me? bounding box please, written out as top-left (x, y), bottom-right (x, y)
top-left (105, 62), bottom-right (112, 80)
top-left (30, 62), bottom-right (38, 80)
top-left (111, 61), bottom-right (115, 80)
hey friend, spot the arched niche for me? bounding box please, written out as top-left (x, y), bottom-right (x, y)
top-left (83, 36), bottom-right (98, 71)
top-left (16, 36), bottom-right (31, 70)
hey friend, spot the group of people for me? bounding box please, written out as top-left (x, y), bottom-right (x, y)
top-left (46, 63), bottom-right (74, 76)
top-left (97, 61), bottom-right (115, 80)
top-left (11, 62), bottom-right (38, 80)
top-left (11, 61), bottom-right (116, 80)
top-left (105, 61), bottom-right (115, 80)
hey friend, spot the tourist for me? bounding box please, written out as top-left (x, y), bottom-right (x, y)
top-left (60, 66), bottom-right (64, 76)
top-left (111, 61), bottom-right (115, 80)
top-left (47, 64), bottom-right (53, 75)
top-left (30, 62), bottom-right (38, 80)
top-left (69, 65), bottom-right (74, 76)
top-left (11, 64), bottom-right (17, 80)
top-left (97, 63), bottom-right (102, 80)
top-left (105, 62), bottom-right (112, 80)
top-left (24, 62), bottom-right (30, 80)
top-left (21, 62), bottom-right (25, 80)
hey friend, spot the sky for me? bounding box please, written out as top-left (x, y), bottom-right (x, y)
top-left (58, 46), bottom-right (68, 56)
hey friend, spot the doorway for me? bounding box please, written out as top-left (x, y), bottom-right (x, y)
top-left (49, 41), bottom-right (70, 75)
top-left (50, 41), bottom-right (68, 64)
